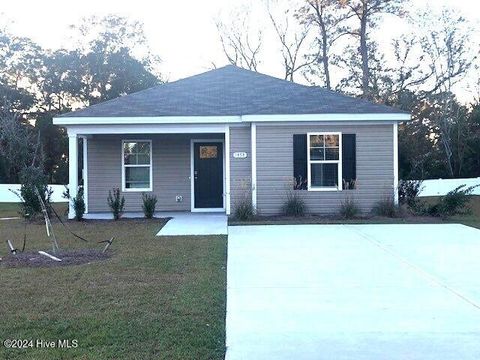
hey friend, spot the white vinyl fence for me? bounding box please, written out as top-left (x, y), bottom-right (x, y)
top-left (0, 184), bottom-right (68, 203)
top-left (417, 177), bottom-right (480, 197)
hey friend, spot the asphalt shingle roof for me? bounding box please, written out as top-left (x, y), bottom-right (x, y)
top-left (61, 65), bottom-right (407, 118)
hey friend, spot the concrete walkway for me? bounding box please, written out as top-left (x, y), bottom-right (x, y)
top-left (226, 224), bottom-right (480, 360)
top-left (156, 212), bottom-right (227, 236)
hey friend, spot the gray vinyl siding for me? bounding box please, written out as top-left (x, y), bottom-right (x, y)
top-left (229, 126), bottom-right (252, 211)
top-left (255, 124), bottom-right (394, 215)
top-left (87, 133), bottom-right (221, 212)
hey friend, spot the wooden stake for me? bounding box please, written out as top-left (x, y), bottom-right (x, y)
top-left (38, 251), bottom-right (62, 262)
top-left (35, 187), bottom-right (59, 253)
top-left (7, 240), bottom-right (17, 255)
top-left (101, 237), bottom-right (115, 254)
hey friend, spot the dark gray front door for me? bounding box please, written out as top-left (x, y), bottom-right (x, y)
top-left (194, 142), bottom-right (223, 208)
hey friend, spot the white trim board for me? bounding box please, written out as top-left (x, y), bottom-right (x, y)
top-left (393, 123), bottom-right (399, 205)
top-left (79, 135), bottom-right (89, 213)
top-left (242, 113), bottom-right (410, 122)
top-left (251, 123), bottom-right (257, 210)
top-left (68, 134), bottom-right (78, 219)
top-left (54, 113), bottom-right (410, 126)
top-left (190, 139), bottom-right (226, 213)
top-left (54, 116), bottom-right (242, 125)
top-left (65, 124), bottom-right (229, 136)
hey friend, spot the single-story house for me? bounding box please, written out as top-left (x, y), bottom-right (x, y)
top-left (53, 65), bottom-right (410, 219)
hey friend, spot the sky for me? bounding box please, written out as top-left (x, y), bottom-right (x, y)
top-left (1, 0), bottom-right (479, 96)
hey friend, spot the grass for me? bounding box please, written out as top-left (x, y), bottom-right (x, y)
top-left (0, 202), bottom-right (68, 218)
top-left (230, 196), bottom-right (480, 229)
top-left (0, 217), bottom-right (227, 360)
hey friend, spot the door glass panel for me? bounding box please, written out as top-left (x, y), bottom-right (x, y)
top-left (200, 146), bottom-right (218, 159)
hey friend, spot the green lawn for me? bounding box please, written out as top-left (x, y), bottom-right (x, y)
top-left (0, 218), bottom-right (227, 360)
top-left (0, 202), bottom-right (68, 218)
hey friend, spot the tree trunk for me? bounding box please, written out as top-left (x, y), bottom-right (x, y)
top-left (359, 9), bottom-right (369, 99)
top-left (319, 19), bottom-right (331, 89)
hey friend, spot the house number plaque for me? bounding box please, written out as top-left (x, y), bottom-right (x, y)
top-left (233, 152), bottom-right (248, 159)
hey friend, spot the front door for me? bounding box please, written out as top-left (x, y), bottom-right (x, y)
top-left (194, 142), bottom-right (224, 209)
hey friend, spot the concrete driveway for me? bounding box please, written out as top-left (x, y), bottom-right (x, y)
top-left (226, 224), bottom-right (480, 360)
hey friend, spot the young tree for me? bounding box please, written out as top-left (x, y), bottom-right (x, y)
top-left (415, 9), bottom-right (476, 177)
top-left (339, 0), bottom-right (406, 99)
top-left (216, 8), bottom-right (263, 71)
top-left (296, 0), bottom-right (350, 88)
top-left (267, 3), bottom-right (314, 81)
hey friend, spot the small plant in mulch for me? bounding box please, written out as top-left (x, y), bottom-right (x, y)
top-left (372, 195), bottom-right (398, 218)
top-left (63, 186), bottom-right (86, 221)
top-left (232, 178), bottom-right (256, 221)
top-left (339, 197), bottom-right (360, 219)
top-left (234, 196), bottom-right (256, 221)
top-left (142, 193), bottom-right (157, 219)
top-left (282, 191), bottom-right (307, 217)
top-left (107, 187), bottom-right (125, 220)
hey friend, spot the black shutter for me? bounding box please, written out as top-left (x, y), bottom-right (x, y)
top-left (342, 134), bottom-right (356, 189)
top-left (293, 134), bottom-right (308, 190)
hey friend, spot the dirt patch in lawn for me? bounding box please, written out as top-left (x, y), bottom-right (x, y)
top-left (1, 249), bottom-right (111, 268)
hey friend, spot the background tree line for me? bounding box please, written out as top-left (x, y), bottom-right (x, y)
top-left (1, 2), bottom-right (479, 185)
top-left (0, 15), bottom-right (162, 184)
top-left (216, 0), bottom-right (480, 180)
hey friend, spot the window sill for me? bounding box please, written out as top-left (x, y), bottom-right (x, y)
top-left (122, 188), bottom-right (153, 193)
top-left (307, 187), bottom-right (341, 192)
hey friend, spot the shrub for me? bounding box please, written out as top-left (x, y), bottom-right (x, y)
top-left (427, 185), bottom-right (478, 218)
top-left (72, 188), bottom-right (86, 221)
top-left (282, 189), bottom-right (307, 217)
top-left (142, 193), bottom-right (157, 219)
top-left (372, 195), bottom-right (398, 218)
top-left (15, 166), bottom-right (52, 219)
top-left (339, 197), bottom-right (360, 219)
top-left (107, 187), bottom-right (125, 220)
top-left (398, 180), bottom-right (423, 209)
top-left (234, 196), bottom-right (256, 221)
top-left (63, 186), bottom-right (85, 221)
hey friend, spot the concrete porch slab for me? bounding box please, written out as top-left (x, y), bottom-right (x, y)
top-left (83, 211), bottom-right (228, 236)
top-left (156, 212), bottom-right (228, 236)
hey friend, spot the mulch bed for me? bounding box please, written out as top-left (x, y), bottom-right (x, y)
top-left (0, 249), bottom-right (111, 268)
top-left (229, 214), bottom-right (450, 226)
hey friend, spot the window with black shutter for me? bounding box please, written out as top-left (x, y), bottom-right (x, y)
top-left (293, 133), bottom-right (357, 191)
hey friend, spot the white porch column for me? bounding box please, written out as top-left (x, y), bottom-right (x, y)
top-left (68, 132), bottom-right (78, 219)
top-left (251, 122), bottom-right (257, 210)
top-left (393, 122), bottom-right (399, 205)
top-left (225, 125), bottom-right (231, 215)
top-left (79, 136), bottom-right (89, 214)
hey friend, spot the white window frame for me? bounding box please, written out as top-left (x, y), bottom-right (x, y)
top-left (121, 139), bottom-right (153, 192)
top-left (307, 132), bottom-right (342, 192)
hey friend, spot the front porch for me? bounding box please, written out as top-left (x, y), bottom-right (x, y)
top-left (67, 123), bottom-right (233, 219)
